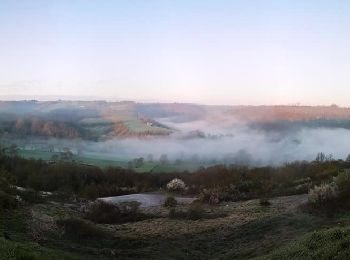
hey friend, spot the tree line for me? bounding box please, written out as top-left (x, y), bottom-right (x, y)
top-left (1, 144), bottom-right (350, 201)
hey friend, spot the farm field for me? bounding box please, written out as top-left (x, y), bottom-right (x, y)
top-left (18, 149), bottom-right (127, 168)
top-left (17, 148), bottom-right (206, 172)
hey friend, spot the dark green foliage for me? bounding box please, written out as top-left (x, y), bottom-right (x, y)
top-left (0, 238), bottom-right (80, 260)
top-left (18, 190), bottom-right (44, 204)
top-left (164, 196), bottom-right (177, 207)
top-left (259, 198), bottom-right (271, 206)
top-left (334, 169), bottom-right (350, 199)
top-left (263, 228), bottom-right (350, 259)
top-left (85, 201), bottom-right (149, 224)
top-left (305, 169), bottom-right (350, 215)
top-left (0, 168), bottom-right (16, 194)
top-left (0, 167), bottom-right (17, 209)
top-left (0, 145), bottom-right (349, 204)
top-left (57, 218), bottom-right (107, 240)
top-left (168, 203), bottom-right (222, 220)
top-left (187, 203), bottom-right (206, 220)
top-left (0, 191), bottom-right (17, 209)
top-left (199, 188), bottom-right (222, 204)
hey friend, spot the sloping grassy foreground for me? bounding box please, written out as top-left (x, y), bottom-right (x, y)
top-left (0, 238), bottom-right (80, 260)
top-left (260, 228), bottom-right (350, 259)
top-left (3, 194), bottom-right (350, 259)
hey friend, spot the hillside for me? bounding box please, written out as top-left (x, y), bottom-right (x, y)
top-left (0, 101), bottom-right (173, 140)
top-left (1, 101), bottom-right (350, 141)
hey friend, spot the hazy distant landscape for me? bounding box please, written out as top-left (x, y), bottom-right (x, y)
top-left (4, 0), bottom-right (350, 259)
top-left (2, 100), bottom-right (350, 170)
top-left (4, 102), bottom-right (350, 259)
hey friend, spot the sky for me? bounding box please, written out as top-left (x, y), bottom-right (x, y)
top-left (1, 0), bottom-right (350, 105)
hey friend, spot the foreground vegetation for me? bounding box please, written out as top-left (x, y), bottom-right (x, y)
top-left (3, 146), bottom-right (350, 258)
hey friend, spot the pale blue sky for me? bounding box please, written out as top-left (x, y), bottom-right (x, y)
top-left (1, 0), bottom-right (350, 105)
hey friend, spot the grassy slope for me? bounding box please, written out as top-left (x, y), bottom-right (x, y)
top-left (0, 238), bottom-right (80, 260)
top-left (106, 194), bottom-right (324, 259)
top-left (0, 208), bottom-right (80, 260)
top-left (4, 194), bottom-right (350, 259)
top-left (260, 228), bottom-right (350, 259)
top-left (258, 210), bottom-right (350, 259)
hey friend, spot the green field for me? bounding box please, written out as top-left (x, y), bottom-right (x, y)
top-left (18, 149), bottom-right (58, 161)
top-left (133, 161), bottom-right (202, 173)
top-left (18, 149), bottom-right (127, 168)
top-left (17, 149), bottom-right (205, 173)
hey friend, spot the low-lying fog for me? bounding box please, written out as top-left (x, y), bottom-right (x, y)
top-left (92, 127), bottom-right (350, 165)
top-left (15, 121), bottom-right (350, 166)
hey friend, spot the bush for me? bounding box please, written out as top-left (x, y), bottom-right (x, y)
top-left (259, 198), bottom-right (271, 206)
top-left (334, 169), bottom-right (350, 197)
top-left (164, 196), bottom-right (177, 208)
top-left (166, 178), bottom-right (186, 192)
top-left (199, 189), bottom-right (220, 204)
top-left (85, 200), bottom-right (148, 224)
top-left (18, 190), bottom-right (44, 204)
top-left (57, 218), bottom-right (107, 240)
top-left (168, 208), bottom-right (177, 218)
top-left (0, 168), bottom-right (16, 194)
top-left (291, 177), bottom-right (313, 194)
top-left (168, 203), bottom-right (206, 220)
top-left (187, 203), bottom-right (206, 220)
top-left (0, 191), bottom-right (17, 209)
top-left (308, 183), bottom-right (338, 206)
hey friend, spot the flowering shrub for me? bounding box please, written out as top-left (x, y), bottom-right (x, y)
top-left (308, 183), bottom-right (338, 206)
top-left (166, 178), bottom-right (186, 192)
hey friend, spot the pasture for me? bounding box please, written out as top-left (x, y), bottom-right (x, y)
top-left (17, 148), bottom-right (205, 173)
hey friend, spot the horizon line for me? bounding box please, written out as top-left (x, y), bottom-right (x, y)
top-left (0, 95), bottom-right (347, 108)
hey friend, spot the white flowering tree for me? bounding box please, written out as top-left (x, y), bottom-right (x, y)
top-left (166, 178), bottom-right (186, 192)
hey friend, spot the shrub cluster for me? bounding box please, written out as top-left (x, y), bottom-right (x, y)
top-left (307, 169), bottom-right (350, 212)
top-left (18, 190), bottom-right (44, 204)
top-left (0, 168), bottom-right (17, 209)
top-left (168, 203), bottom-right (226, 220)
top-left (0, 190), bottom-right (17, 209)
top-left (85, 200), bottom-right (150, 224)
top-left (199, 189), bottom-right (220, 205)
top-left (57, 218), bottom-right (107, 240)
top-left (2, 145), bottom-right (350, 204)
top-left (259, 198), bottom-right (271, 206)
top-left (168, 203), bottom-right (206, 220)
top-left (164, 196), bottom-right (177, 208)
top-left (308, 183), bottom-right (338, 206)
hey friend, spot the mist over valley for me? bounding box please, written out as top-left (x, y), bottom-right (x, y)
top-left (1, 100), bottom-right (350, 168)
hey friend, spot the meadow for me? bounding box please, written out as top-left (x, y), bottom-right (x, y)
top-left (17, 148), bottom-right (206, 173)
